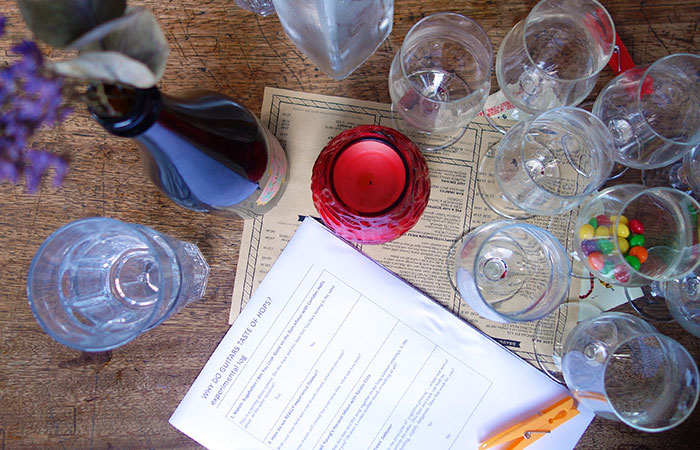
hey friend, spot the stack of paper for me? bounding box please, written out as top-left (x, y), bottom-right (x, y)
top-left (170, 218), bottom-right (593, 449)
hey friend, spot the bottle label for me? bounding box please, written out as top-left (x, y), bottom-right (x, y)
top-left (257, 129), bottom-right (288, 206)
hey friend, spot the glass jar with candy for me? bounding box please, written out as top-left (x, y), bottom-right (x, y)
top-left (574, 185), bottom-right (700, 286)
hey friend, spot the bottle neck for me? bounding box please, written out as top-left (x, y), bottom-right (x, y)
top-left (92, 87), bottom-right (163, 138)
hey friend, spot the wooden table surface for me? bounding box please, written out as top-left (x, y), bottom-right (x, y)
top-left (1, 0), bottom-right (699, 448)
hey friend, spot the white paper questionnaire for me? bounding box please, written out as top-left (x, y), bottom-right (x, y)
top-left (170, 218), bottom-right (594, 449)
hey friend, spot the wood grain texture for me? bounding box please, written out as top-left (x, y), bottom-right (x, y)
top-left (0, 1), bottom-right (698, 448)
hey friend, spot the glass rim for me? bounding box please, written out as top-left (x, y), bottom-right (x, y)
top-left (514, 106), bottom-right (615, 203)
top-left (636, 53), bottom-right (700, 146)
top-left (522, 0), bottom-right (616, 84)
top-left (459, 220), bottom-right (571, 322)
top-left (601, 331), bottom-right (700, 432)
top-left (399, 12), bottom-right (494, 105)
top-left (26, 217), bottom-right (167, 352)
top-left (612, 186), bottom-right (700, 282)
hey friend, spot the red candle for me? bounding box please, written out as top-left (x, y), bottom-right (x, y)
top-left (331, 138), bottom-right (408, 214)
top-left (311, 125), bottom-right (430, 244)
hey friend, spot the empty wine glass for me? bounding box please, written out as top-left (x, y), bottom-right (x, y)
top-left (453, 220), bottom-right (571, 323)
top-left (574, 185), bottom-right (700, 287)
top-left (496, 0), bottom-right (615, 115)
top-left (478, 107), bottom-right (615, 219)
top-left (593, 53), bottom-right (700, 169)
top-left (562, 312), bottom-right (699, 432)
top-left (388, 13), bottom-right (493, 151)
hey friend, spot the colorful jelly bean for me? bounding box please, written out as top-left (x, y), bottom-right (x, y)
top-left (629, 234), bottom-right (645, 247)
top-left (625, 255), bottom-right (642, 271)
top-left (614, 264), bottom-right (631, 283)
top-left (594, 226), bottom-right (610, 237)
top-left (596, 214), bottom-right (612, 226)
top-left (628, 219), bottom-right (644, 234)
top-left (628, 246), bottom-right (648, 264)
top-left (601, 260), bottom-right (615, 275)
top-left (579, 223), bottom-right (595, 240)
top-left (597, 239), bottom-right (614, 254)
top-left (618, 237), bottom-right (630, 254)
top-left (610, 215), bottom-right (629, 225)
top-left (581, 239), bottom-right (599, 256)
top-left (615, 223), bottom-right (630, 238)
top-left (587, 252), bottom-right (605, 271)
top-left (588, 217), bottom-right (598, 229)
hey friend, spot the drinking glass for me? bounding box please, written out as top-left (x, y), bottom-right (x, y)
top-left (562, 312), bottom-right (699, 432)
top-left (574, 185), bottom-right (700, 287)
top-left (388, 13), bottom-right (492, 151)
top-left (478, 107), bottom-right (615, 219)
top-left (593, 53), bottom-right (700, 169)
top-left (27, 217), bottom-right (210, 352)
top-left (496, 0), bottom-right (615, 115)
top-left (453, 220), bottom-right (571, 323)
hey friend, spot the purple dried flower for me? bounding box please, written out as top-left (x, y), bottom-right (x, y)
top-left (0, 16), bottom-right (71, 192)
top-left (0, 16), bottom-right (6, 37)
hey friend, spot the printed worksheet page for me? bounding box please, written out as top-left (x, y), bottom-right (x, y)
top-left (171, 218), bottom-right (594, 449)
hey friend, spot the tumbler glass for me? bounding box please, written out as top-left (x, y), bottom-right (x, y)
top-left (478, 107), bottom-right (615, 218)
top-left (574, 185), bottom-right (700, 286)
top-left (453, 220), bottom-right (571, 323)
top-left (496, 0), bottom-right (615, 115)
top-left (562, 312), bottom-right (699, 432)
top-left (27, 217), bottom-right (210, 352)
top-left (388, 13), bottom-right (493, 151)
top-left (593, 53), bottom-right (700, 169)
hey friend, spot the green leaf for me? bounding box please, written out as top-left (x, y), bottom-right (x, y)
top-left (50, 51), bottom-right (157, 88)
top-left (69, 7), bottom-right (169, 83)
top-left (17, 0), bottom-right (126, 48)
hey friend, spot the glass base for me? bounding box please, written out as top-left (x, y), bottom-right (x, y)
top-left (476, 147), bottom-right (533, 219)
top-left (625, 284), bottom-right (674, 323)
top-left (389, 104), bottom-right (468, 152)
top-left (533, 301), bottom-right (603, 384)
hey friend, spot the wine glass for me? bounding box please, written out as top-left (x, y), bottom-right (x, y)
top-left (593, 53), bottom-right (700, 169)
top-left (573, 185), bottom-right (700, 287)
top-left (562, 312), bottom-right (699, 432)
top-left (477, 107), bottom-right (615, 219)
top-left (453, 220), bottom-right (571, 323)
top-left (495, 0), bottom-right (615, 116)
top-left (388, 13), bottom-right (493, 151)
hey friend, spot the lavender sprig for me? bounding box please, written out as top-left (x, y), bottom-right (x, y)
top-left (1, 16), bottom-right (71, 192)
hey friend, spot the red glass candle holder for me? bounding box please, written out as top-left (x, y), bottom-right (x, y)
top-left (311, 125), bottom-right (430, 244)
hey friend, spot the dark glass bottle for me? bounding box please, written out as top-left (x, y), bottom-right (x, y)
top-left (94, 87), bottom-right (288, 218)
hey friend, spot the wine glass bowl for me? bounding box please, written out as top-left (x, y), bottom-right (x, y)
top-left (574, 185), bottom-right (700, 286)
top-left (453, 220), bottom-right (571, 323)
top-left (593, 53), bottom-right (700, 169)
top-left (496, 0), bottom-right (615, 115)
top-left (562, 312), bottom-right (699, 432)
top-left (478, 107), bottom-right (615, 218)
top-left (389, 13), bottom-right (493, 151)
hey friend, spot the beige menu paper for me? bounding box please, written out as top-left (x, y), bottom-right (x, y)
top-left (230, 87), bottom-right (582, 369)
